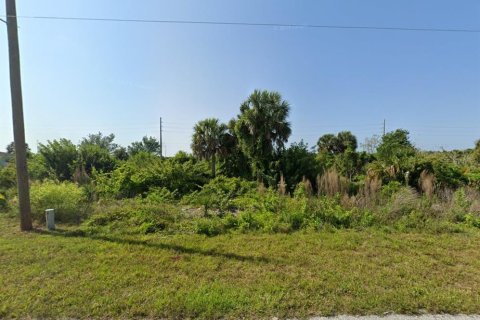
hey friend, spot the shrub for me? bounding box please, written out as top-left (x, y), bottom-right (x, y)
top-left (195, 217), bottom-right (229, 236)
top-left (30, 181), bottom-right (89, 223)
top-left (85, 199), bottom-right (180, 235)
top-left (145, 187), bottom-right (178, 204)
top-left (465, 214), bottom-right (480, 228)
top-left (94, 152), bottom-right (210, 199)
top-left (381, 181), bottom-right (403, 199)
top-left (448, 188), bottom-right (471, 222)
top-left (183, 176), bottom-right (257, 215)
top-left (308, 196), bottom-right (353, 228)
top-left (0, 193), bottom-right (7, 211)
top-left (385, 187), bottom-right (419, 220)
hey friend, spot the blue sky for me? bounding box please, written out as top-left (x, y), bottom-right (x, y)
top-left (1, 0), bottom-right (480, 154)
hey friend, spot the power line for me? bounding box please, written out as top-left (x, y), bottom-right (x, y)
top-left (3, 15), bottom-right (480, 33)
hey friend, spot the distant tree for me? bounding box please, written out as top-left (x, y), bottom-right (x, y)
top-left (317, 134), bottom-right (338, 154)
top-left (361, 135), bottom-right (381, 154)
top-left (234, 90), bottom-right (291, 182)
top-left (317, 131), bottom-right (357, 155)
top-left (191, 118), bottom-right (228, 176)
top-left (78, 132), bottom-right (118, 175)
top-left (6, 141), bottom-right (31, 157)
top-left (280, 141), bottom-right (320, 193)
top-left (474, 139), bottom-right (480, 163)
top-left (38, 139), bottom-right (78, 181)
top-left (128, 136), bottom-right (161, 156)
top-left (113, 147), bottom-right (129, 161)
top-left (218, 119), bottom-right (251, 179)
top-left (377, 129), bottom-right (415, 165)
top-left (80, 132), bottom-right (118, 153)
top-left (78, 144), bottom-right (116, 175)
top-left (28, 153), bottom-right (51, 181)
top-left (369, 129), bottom-right (416, 183)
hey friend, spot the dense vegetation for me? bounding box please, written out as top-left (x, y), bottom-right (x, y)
top-left (1, 89), bottom-right (480, 235)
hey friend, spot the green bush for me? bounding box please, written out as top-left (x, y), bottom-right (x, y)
top-left (145, 187), bottom-right (178, 204)
top-left (30, 181), bottom-right (89, 223)
top-left (95, 152), bottom-right (210, 199)
top-left (0, 193), bottom-right (7, 211)
top-left (85, 199), bottom-right (180, 235)
top-left (183, 176), bottom-right (257, 215)
top-left (381, 181), bottom-right (403, 199)
top-left (449, 188), bottom-right (471, 222)
top-left (195, 217), bottom-right (228, 236)
top-left (465, 214), bottom-right (480, 228)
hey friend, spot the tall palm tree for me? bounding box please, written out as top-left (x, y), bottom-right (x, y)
top-left (191, 118), bottom-right (228, 176)
top-left (234, 90), bottom-right (292, 181)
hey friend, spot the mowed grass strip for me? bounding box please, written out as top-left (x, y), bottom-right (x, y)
top-left (1, 216), bottom-right (480, 319)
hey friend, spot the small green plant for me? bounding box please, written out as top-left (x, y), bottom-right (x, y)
top-left (449, 188), bottom-right (471, 222)
top-left (85, 199), bottom-right (179, 235)
top-left (465, 214), bottom-right (480, 228)
top-left (183, 176), bottom-right (257, 215)
top-left (0, 193), bottom-right (7, 211)
top-left (29, 180), bottom-right (89, 223)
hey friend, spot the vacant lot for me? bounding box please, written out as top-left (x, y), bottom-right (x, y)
top-left (1, 215), bottom-right (479, 319)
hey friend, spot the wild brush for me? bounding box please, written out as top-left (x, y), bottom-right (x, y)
top-left (278, 173), bottom-right (287, 196)
top-left (419, 170), bottom-right (435, 199)
top-left (317, 169), bottom-right (348, 197)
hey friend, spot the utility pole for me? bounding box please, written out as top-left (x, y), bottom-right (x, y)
top-left (6, 0), bottom-right (32, 231)
top-left (383, 119), bottom-right (386, 137)
top-left (159, 117), bottom-right (163, 157)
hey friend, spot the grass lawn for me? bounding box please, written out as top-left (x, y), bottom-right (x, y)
top-left (1, 215), bottom-right (480, 319)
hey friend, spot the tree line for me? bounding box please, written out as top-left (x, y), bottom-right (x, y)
top-left (2, 89), bottom-right (480, 197)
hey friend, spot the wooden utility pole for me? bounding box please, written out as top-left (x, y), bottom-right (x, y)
top-left (6, 0), bottom-right (32, 231)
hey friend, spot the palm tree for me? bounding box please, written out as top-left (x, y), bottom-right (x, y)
top-left (234, 90), bottom-right (291, 181)
top-left (191, 118), bottom-right (228, 176)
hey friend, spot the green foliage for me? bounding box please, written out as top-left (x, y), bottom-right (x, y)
top-left (128, 136), bottom-right (161, 156)
top-left (80, 132), bottom-right (118, 153)
top-left (78, 143), bottom-right (117, 175)
top-left (28, 153), bottom-right (52, 181)
top-left (375, 130), bottom-right (416, 183)
top-left (381, 181), bottom-right (403, 198)
top-left (0, 193), bottom-right (7, 210)
top-left (465, 214), bottom-right (480, 228)
top-left (317, 131), bottom-right (357, 154)
top-left (448, 188), bottom-right (471, 222)
top-left (432, 158), bottom-right (466, 189)
top-left (234, 90), bottom-right (291, 182)
top-left (279, 141), bottom-right (319, 193)
top-left (85, 199), bottom-right (179, 235)
top-left (191, 118), bottom-right (229, 176)
top-left (145, 187), bottom-right (178, 204)
top-left (195, 216), bottom-right (232, 236)
top-left (0, 164), bottom-right (16, 191)
top-left (377, 129), bottom-right (416, 163)
top-left (95, 152), bottom-right (210, 199)
top-left (29, 181), bottom-right (89, 223)
top-left (183, 176), bottom-right (257, 214)
top-left (38, 139), bottom-right (78, 181)
top-left (474, 139), bottom-right (480, 163)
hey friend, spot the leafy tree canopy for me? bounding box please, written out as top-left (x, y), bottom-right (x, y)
top-left (128, 136), bottom-right (161, 156)
top-left (234, 90), bottom-right (291, 182)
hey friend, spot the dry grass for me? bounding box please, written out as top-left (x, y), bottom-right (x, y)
top-left (278, 173), bottom-right (287, 196)
top-left (301, 176), bottom-right (313, 197)
top-left (317, 169), bottom-right (348, 197)
top-left (419, 170), bottom-right (435, 199)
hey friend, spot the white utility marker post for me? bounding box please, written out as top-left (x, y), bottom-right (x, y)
top-left (45, 209), bottom-right (55, 230)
